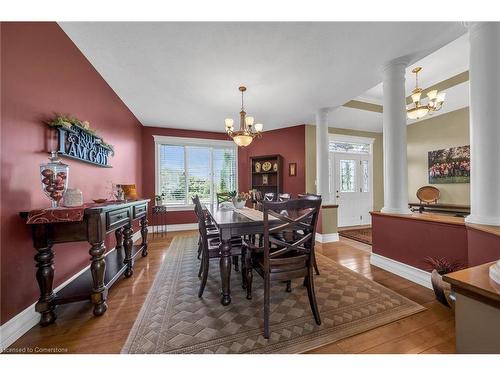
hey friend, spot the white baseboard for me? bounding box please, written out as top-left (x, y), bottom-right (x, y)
top-left (370, 253), bottom-right (432, 289)
top-left (315, 232), bottom-right (339, 243)
top-left (150, 223), bottom-right (198, 232)
top-left (0, 231), bottom-right (142, 352)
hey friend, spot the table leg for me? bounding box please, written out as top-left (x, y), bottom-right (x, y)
top-left (115, 227), bottom-right (123, 248)
top-left (89, 241), bottom-right (107, 316)
top-left (219, 238), bottom-right (232, 306)
top-left (140, 216), bottom-right (148, 257)
top-left (34, 241), bottom-right (57, 326)
top-left (123, 223), bottom-right (134, 277)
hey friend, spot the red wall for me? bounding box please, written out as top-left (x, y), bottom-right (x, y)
top-left (238, 125), bottom-right (306, 197)
top-left (141, 126), bottom-right (231, 224)
top-left (0, 23), bottom-right (143, 324)
top-left (141, 124), bottom-right (307, 224)
top-left (371, 214), bottom-right (469, 271)
top-left (467, 227), bottom-right (500, 267)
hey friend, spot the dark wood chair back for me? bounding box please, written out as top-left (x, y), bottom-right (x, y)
top-left (216, 192), bottom-right (232, 206)
top-left (264, 192), bottom-right (275, 201)
top-left (262, 198), bottom-right (321, 277)
top-left (192, 195), bottom-right (209, 248)
top-left (278, 193), bottom-right (291, 201)
top-left (298, 193), bottom-right (321, 200)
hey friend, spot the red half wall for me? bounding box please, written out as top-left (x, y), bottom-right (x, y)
top-left (0, 22), bottom-right (143, 324)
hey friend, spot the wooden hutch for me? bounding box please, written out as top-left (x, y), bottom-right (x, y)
top-left (250, 154), bottom-right (283, 198)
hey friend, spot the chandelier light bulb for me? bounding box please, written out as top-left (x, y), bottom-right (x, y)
top-left (427, 90), bottom-right (438, 100)
top-left (254, 123), bottom-right (263, 132)
top-left (245, 116), bottom-right (254, 127)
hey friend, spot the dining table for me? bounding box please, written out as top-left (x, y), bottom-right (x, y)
top-left (205, 204), bottom-right (276, 306)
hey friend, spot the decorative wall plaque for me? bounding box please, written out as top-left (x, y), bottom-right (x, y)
top-left (57, 126), bottom-right (112, 168)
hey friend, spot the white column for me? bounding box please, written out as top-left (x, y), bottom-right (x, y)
top-left (466, 22), bottom-right (500, 226)
top-left (316, 107), bottom-right (331, 202)
top-left (381, 57), bottom-right (412, 214)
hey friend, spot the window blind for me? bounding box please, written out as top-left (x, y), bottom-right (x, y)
top-left (157, 142), bottom-right (237, 206)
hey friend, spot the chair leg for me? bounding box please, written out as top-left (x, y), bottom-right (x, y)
top-left (285, 280), bottom-right (292, 292)
top-left (264, 275), bottom-right (270, 339)
top-left (241, 248), bottom-right (247, 289)
top-left (197, 237), bottom-right (202, 260)
top-left (245, 256), bottom-right (253, 300)
top-left (305, 267), bottom-right (321, 325)
top-left (198, 256), bottom-right (203, 278)
top-left (198, 253), bottom-right (209, 298)
top-left (311, 250), bottom-right (320, 275)
top-left (233, 255), bottom-right (239, 272)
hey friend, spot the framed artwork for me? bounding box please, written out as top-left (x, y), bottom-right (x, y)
top-left (289, 162), bottom-right (297, 176)
top-left (428, 145), bottom-right (470, 184)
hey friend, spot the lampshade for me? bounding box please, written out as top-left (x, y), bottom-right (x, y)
top-left (407, 106), bottom-right (429, 120)
top-left (254, 123), bottom-right (263, 132)
top-left (437, 92), bottom-right (446, 103)
top-left (427, 90), bottom-right (438, 100)
top-left (233, 134), bottom-right (253, 147)
top-left (225, 118), bottom-right (234, 131)
top-left (411, 92), bottom-right (422, 103)
top-left (245, 116), bottom-right (254, 126)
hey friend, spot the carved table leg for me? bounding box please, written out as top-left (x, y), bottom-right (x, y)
top-left (89, 241), bottom-right (107, 316)
top-left (219, 238), bottom-right (232, 306)
top-left (115, 227), bottom-right (123, 248)
top-left (140, 215), bottom-right (148, 257)
top-left (34, 240), bottom-right (57, 326)
top-left (123, 223), bottom-right (134, 277)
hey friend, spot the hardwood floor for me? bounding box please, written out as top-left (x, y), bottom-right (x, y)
top-left (7, 232), bottom-right (455, 354)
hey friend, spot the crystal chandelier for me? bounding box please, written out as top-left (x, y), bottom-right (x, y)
top-left (407, 67), bottom-right (446, 120)
top-left (225, 86), bottom-right (263, 147)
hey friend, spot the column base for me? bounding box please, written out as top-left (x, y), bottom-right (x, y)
top-left (381, 207), bottom-right (412, 215)
top-left (465, 214), bottom-right (500, 226)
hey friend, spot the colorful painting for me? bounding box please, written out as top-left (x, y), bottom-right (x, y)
top-left (428, 145), bottom-right (470, 184)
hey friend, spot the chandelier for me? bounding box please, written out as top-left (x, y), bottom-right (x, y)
top-left (407, 67), bottom-right (446, 120)
top-left (225, 86), bottom-right (263, 147)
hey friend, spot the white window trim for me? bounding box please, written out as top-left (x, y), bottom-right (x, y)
top-left (154, 135), bottom-right (238, 210)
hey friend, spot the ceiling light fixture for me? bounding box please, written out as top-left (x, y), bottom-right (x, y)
top-left (225, 86), bottom-right (263, 147)
top-left (406, 67), bottom-right (446, 120)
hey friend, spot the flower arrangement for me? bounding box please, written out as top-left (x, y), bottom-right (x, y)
top-left (46, 113), bottom-right (115, 155)
top-left (424, 256), bottom-right (464, 275)
top-left (229, 191), bottom-right (251, 202)
top-left (424, 256), bottom-right (464, 309)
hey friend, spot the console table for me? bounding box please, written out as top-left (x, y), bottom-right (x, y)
top-left (20, 199), bottom-right (149, 326)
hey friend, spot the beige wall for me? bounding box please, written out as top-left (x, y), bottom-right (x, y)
top-left (407, 107), bottom-right (470, 205)
top-left (305, 125), bottom-right (384, 211)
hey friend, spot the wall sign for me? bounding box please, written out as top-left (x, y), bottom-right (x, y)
top-left (57, 126), bottom-right (112, 168)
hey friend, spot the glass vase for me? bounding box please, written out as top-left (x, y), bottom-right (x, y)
top-left (40, 151), bottom-right (69, 208)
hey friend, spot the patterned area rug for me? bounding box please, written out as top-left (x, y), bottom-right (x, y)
top-left (122, 235), bottom-right (423, 354)
top-left (339, 227), bottom-right (373, 245)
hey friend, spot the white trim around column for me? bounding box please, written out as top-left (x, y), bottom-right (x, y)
top-left (370, 253), bottom-right (432, 289)
top-left (0, 231), bottom-right (142, 353)
top-left (315, 232), bottom-right (340, 243)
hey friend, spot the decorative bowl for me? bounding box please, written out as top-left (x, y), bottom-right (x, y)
top-left (93, 198), bottom-right (108, 204)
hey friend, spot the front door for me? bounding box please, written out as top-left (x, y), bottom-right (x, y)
top-left (332, 153), bottom-right (372, 227)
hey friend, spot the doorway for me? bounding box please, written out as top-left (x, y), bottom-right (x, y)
top-left (329, 135), bottom-right (374, 228)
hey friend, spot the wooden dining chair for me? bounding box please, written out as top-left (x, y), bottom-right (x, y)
top-left (192, 196), bottom-right (243, 297)
top-left (264, 192), bottom-right (275, 201)
top-left (297, 193), bottom-right (322, 275)
top-left (242, 198), bottom-right (322, 339)
top-left (216, 192), bottom-right (232, 206)
top-left (278, 193), bottom-right (291, 201)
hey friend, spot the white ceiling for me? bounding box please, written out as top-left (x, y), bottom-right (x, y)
top-left (59, 22), bottom-right (466, 132)
top-left (329, 33), bottom-right (470, 132)
top-left (355, 33), bottom-right (470, 105)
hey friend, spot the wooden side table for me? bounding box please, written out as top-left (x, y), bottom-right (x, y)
top-left (21, 199), bottom-right (150, 326)
top-left (444, 262), bottom-right (500, 353)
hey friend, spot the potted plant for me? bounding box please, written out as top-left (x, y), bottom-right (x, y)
top-left (424, 256), bottom-right (464, 309)
top-left (155, 192), bottom-right (166, 206)
top-left (229, 191), bottom-right (251, 209)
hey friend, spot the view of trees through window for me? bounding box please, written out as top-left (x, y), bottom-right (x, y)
top-left (158, 143), bottom-right (236, 205)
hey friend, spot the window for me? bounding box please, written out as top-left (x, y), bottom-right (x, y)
top-left (329, 141), bottom-right (370, 154)
top-left (155, 136), bottom-right (237, 206)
